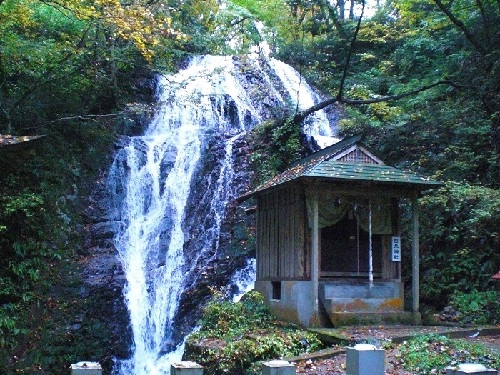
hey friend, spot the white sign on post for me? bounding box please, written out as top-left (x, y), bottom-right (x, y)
top-left (391, 236), bottom-right (401, 262)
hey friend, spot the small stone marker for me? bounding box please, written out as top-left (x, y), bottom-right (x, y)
top-left (262, 360), bottom-right (296, 375)
top-left (445, 363), bottom-right (497, 374)
top-left (346, 343), bottom-right (385, 375)
top-left (70, 361), bottom-right (102, 375)
top-left (171, 361), bottom-right (204, 375)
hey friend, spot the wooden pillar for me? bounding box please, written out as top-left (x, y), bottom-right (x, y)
top-left (411, 194), bottom-right (420, 318)
top-left (368, 200), bottom-right (373, 287)
top-left (311, 193), bottom-right (319, 318)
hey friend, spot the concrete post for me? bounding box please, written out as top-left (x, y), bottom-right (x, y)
top-left (70, 362), bottom-right (102, 375)
top-left (262, 360), bottom-right (296, 375)
top-left (445, 363), bottom-right (497, 374)
top-left (171, 361), bottom-right (204, 375)
top-left (346, 344), bottom-right (385, 375)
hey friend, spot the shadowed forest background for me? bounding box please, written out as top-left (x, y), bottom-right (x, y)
top-left (0, 0), bottom-right (498, 372)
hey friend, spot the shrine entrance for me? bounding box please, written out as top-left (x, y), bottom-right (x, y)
top-left (320, 212), bottom-right (383, 278)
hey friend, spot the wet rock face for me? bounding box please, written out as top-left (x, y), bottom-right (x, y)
top-left (82, 160), bottom-right (133, 367)
top-left (172, 131), bottom-right (255, 344)
top-left (77, 71), bottom-right (157, 367)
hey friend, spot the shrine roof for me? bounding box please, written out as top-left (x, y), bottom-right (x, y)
top-left (239, 135), bottom-right (442, 201)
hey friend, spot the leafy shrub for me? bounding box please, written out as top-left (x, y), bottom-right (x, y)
top-left (247, 116), bottom-right (308, 185)
top-left (396, 334), bottom-right (500, 374)
top-left (416, 182), bottom-right (500, 306)
top-left (450, 290), bottom-right (500, 325)
top-left (186, 290), bottom-right (325, 374)
top-left (193, 290), bottom-right (274, 338)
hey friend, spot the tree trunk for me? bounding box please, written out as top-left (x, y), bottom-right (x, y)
top-left (338, 0), bottom-right (345, 20)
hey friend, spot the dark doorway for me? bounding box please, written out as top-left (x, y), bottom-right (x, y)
top-left (320, 212), bottom-right (382, 276)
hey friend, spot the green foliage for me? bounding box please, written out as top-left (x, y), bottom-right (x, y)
top-left (247, 116), bottom-right (304, 184)
top-left (416, 182), bottom-right (500, 306)
top-left (395, 334), bottom-right (500, 374)
top-left (186, 290), bottom-right (325, 375)
top-left (194, 290), bottom-right (274, 338)
top-left (450, 290), bottom-right (500, 325)
top-left (0, 188), bottom-right (53, 354)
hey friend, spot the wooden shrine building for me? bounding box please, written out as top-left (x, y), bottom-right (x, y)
top-left (239, 135), bottom-right (442, 327)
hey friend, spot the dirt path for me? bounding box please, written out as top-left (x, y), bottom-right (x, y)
top-left (292, 326), bottom-right (500, 374)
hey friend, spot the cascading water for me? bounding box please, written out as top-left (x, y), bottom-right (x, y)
top-left (108, 53), bottom-right (338, 375)
top-left (268, 58), bottom-right (338, 148)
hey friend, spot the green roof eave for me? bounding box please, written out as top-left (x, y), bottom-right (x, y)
top-left (305, 161), bottom-right (443, 187)
top-left (238, 162), bottom-right (442, 202)
top-left (237, 134), bottom-right (443, 203)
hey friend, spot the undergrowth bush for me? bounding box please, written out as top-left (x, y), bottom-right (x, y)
top-left (194, 289), bottom-right (274, 338)
top-left (394, 334), bottom-right (500, 374)
top-left (186, 290), bottom-right (325, 375)
top-left (417, 182), bottom-right (500, 306)
top-left (450, 290), bottom-right (500, 325)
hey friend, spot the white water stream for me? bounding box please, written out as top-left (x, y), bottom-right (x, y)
top-left (109, 54), bottom-right (337, 375)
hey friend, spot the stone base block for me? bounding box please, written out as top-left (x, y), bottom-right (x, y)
top-left (70, 361), bottom-right (102, 375)
top-left (171, 361), bottom-right (204, 375)
top-left (445, 363), bottom-right (497, 374)
top-left (262, 360), bottom-right (296, 375)
top-left (346, 344), bottom-right (385, 375)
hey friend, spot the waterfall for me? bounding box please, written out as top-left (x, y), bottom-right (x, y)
top-left (268, 58), bottom-right (339, 148)
top-left (108, 54), bottom-right (337, 375)
top-left (231, 258), bottom-right (257, 302)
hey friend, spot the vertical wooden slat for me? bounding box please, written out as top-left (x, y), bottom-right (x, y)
top-left (256, 199), bottom-right (262, 279)
top-left (311, 192), bottom-right (319, 316)
top-left (276, 192), bottom-right (286, 278)
top-left (267, 194), bottom-right (272, 278)
top-left (271, 194), bottom-right (281, 277)
top-left (283, 188), bottom-right (290, 278)
top-left (270, 192), bottom-right (276, 278)
top-left (295, 189), bottom-right (304, 278)
top-left (288, 188), bottom-right (294, 278)
top-left (294, 186), bottom-right (301, 278)
top-left (301, 189), bottom-right (310, 279)
top-left (263, 196), bottom-right (269, 278)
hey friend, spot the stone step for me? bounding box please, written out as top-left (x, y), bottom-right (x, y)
top-left (329, 311), bottom-right (414, 327)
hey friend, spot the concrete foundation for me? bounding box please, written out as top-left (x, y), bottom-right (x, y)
top-left (257, 278), bottom-right (416, 327)
top-left (255, 280), bottom-right (318, 327)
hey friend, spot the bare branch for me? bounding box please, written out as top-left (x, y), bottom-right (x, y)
top-left (52, 113), bottom-right (122, 122)
top-left (293, 80), bottom-right (453, 124)
top-left (432, 0), bottom-right (487, 55)
top-left (337, 0), bottom-right (365, 101)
